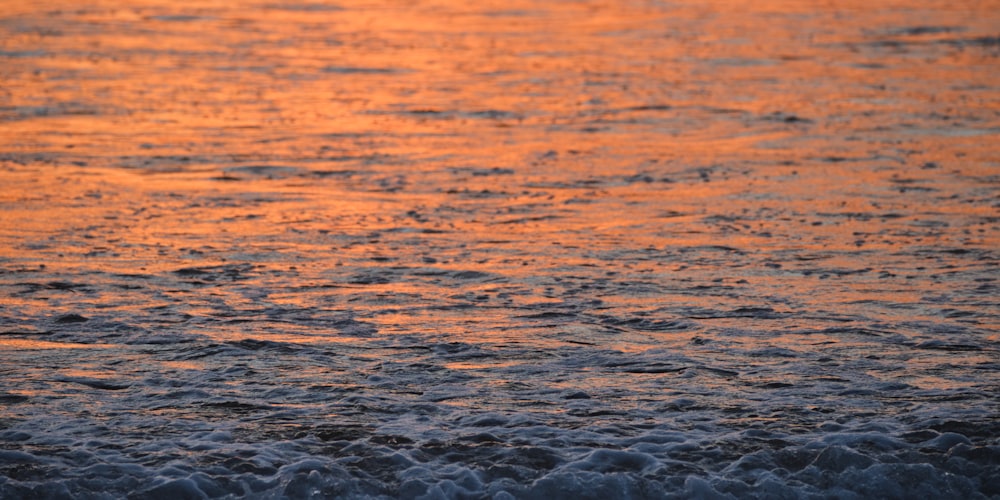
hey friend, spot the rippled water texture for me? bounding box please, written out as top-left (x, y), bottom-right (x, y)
top-left (1, 0), bottom-right (999, 498)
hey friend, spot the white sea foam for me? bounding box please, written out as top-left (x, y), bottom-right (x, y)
top-left (1, 0), bottom-right (999, 497)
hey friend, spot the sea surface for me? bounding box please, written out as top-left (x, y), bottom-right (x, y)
top-left (1, 0), bottom-right (998, 498)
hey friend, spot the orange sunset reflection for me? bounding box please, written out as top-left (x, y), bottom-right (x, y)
top-left (1, 0), bottom-right (998, 497)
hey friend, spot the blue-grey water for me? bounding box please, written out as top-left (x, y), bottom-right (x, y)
top-left (1, 0), bottom-right (998, 498)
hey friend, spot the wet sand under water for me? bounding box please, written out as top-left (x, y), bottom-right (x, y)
top-left (1, 0), bottom-right (999, 498)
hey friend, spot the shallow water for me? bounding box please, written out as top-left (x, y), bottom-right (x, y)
top-left (1, 0), bottom-right (999, 498)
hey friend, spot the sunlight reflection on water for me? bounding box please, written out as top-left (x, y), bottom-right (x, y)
top-left (1, 0), bottom-right (998, 498)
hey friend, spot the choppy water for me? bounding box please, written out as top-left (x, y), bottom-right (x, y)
top-left (1, 0), bottom-right (998, 498)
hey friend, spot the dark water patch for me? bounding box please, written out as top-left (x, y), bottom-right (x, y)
top-left (347, 272), bottom-right (393, 285)
top-left (0, 326), bottom-right (53, 336)
top-left (322, 66), bottom-right (406, 75)
top-left (862, 33), bottom-right (1000, 53)
top-left (806, 326), bottom-right (893, 337)
top-left (448, 166), bottom-right (516, 177)
top-left (53, 313), bottom-right (88, 324)
top-left (492, 214), bottom-right (562, 225)
top-left (228, 338), bottom-right (302, 353)
top-left (517, 311), bottom-right (579, 320)
top-left (678, 245), bottom-right (746, 255)
top-left (13, 281), bottom-right (95, 294)
top-left (465, 109), bottom-right (518, 120)
top-left (310, 168), bottom-right (359, 178)
top-left (599, 316), bottom-right (695, 332)
top-left (626, 104), bottom-right (672, 112)
top-left (262, 3), bottom-right (344, 12)
top-left (200, 401), bottom-right (272, 415)
top-left (171, 263), bottom-right (258, 282)
top-left (620, 363), bottom-right (687, 374)
top-left (813, 156), bottom-right (866, 164)
top-left (405, 108), bottom-right (443, 116)
top-left (799, 267), bottom-right (874, 278)
top-left (928, 420), bottom-right (1000, 441)
top-left (887, 26), bottom-right (964, 37)
top-left (171, 343), bottom-right (239, 360)
top-left (911, 247), bottom-right (997, 261)
top-left (223, 165), bottom-right (305, 179)
top-left (211, 65), bottom-right (279, 75)
top-left (56, 377), bottom-right (131, 391)
top-left (685, 307), bottom-right (783, 320)
top-left (330, 317), bottom-right (378, 337)
top-left (940, 36), bottom-right (1000, 49)
top-left (747, 347), bottom-right (800, 358)
top-left (451, 270), bottom-right (492, 280)
top-left (0, 50), bottom-right (46, 58)
top-left (444, 187), bottom-right (514, 199)
top-left (695, 366), bottom-right (740, 378)
top-left (0, 394), bottom-right (30, 404)
top-left (914, 340), bottom-right (982, 352)
top-left (761, 111), bottom-right (813, 124)
top-left (146, 15), bottom-right (212, 22)
top-left (0, 104), bottom-right (104, 121)
top-left (45, 281), bottom-right (90, 290)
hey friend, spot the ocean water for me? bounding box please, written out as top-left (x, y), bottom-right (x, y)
top-left (1, 0), bottom-right (998, 498)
